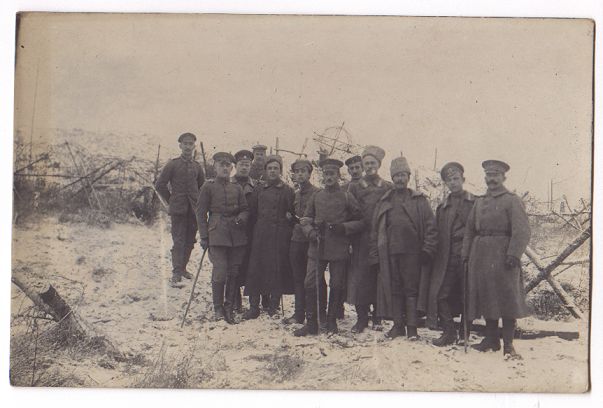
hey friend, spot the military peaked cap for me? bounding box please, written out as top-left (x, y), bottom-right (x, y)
top-left (482, 160), bottom-right (510, 174)
top-left (178, 132), bottom-right (197, 142)
top-left (213, 152), bottom-right (235, 164)
top-left (344, 155), bottom-right (362, 166)
top-left (234, 150), bottom-right (254, 162)
top-left (320, 158), bottom-right (344, 170)
top-left (440, 162), bottom-right (465, 180)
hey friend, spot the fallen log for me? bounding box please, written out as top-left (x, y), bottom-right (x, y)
top-left (11, 275), bottom-right (122, 359)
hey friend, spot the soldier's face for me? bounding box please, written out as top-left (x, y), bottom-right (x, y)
top-left (293, 167), bottom-right (311, 184)
top-left (485, 172), bottom-right (505, 189)
top-left (322, 169), bottom-right (340, 187)
top-left (362, 156), bottom-right (380, 176)
top-left (236, 160), bottom-right (251, 177)
top-left (215, 161), bottom-right (233, 178)
top-left (179, 138), bottom-right (195, 156)
top-left (254, 150), bottom-right (266, 162)
top-left (445, 173), bottom-right (465, 193)
top-left (266, 162), bottom-right (281, 180)
top-left (347, 162), bottom-right (363, 179)
top-left (392, 172), bottom-right (409, 189)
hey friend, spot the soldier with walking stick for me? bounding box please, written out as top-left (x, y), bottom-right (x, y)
top-left (196, 152), bottom-right (249, 324)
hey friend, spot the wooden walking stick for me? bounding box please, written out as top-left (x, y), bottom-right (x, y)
top-left (315, 226), bottom-right (322, 331)
top-left (463, 260), bottom-right (469, 353)
top-left (181, 247), bottom-right (208, 328)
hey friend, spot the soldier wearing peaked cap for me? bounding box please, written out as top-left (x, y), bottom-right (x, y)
top-left (155, 132), bottom-right (205, 286)
top-left (462, 160), bottom-right (531, 359)
top-left (369, 155), bottom-right (438, 341)
top-left (231, 150), bottom-right (256, 312)
top-left (243, 154), bottom-right (296, 319)
top-left (346, 145), bottom-right (393, 333)
top-left (293, 158), bottom-right (364, 336)
top-left (249, 144), bottom-right (268, 181)
top-left (426, 162), bottom-right (475, 346)
top-left (283, 158), bottom-right (322, 325)
top-left (343, 155), bottom-right (363, 192)
top-left (196, 152), bottom-right (249, 324)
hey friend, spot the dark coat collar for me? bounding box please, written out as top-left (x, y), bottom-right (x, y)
top-left (441, 190), bottom-right (475, 208)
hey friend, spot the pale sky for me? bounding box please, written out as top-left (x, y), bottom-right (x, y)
top-left (14, 13), bottom-right (594, 204)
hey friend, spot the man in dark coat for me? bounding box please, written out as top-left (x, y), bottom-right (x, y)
top-left (231, 150), bottom-right (256, 312)
top-left (426, 162), bottom-right (475, 346)
top-left (284, 159), bottom-right (322, 325)
top-left (347, 146), bottom-right (393, 333)
top-left (155, 132), bottom-right (205, 285)
top-left (369, 156), bottom-right (438, 340)
top-left (249, 144), bottom-right (267, 182)
top-left (196, 152), bottom-right (249, 324)
top-left (243, 155), bottom-right (296, 319)
top-left (462, 160), bottom-right (531, 359)
top-left (294, 158), bottom-right (364, 336)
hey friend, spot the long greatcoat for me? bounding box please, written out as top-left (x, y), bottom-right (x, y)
top-left (425, 190), bottom-right (475, 328)
top-left (461, 187), bottom-right (531, 320)
top-left (369, 188), bottom-right (438, 319)
top-left (244, 180), bottom-right (296, 296)
top-left (346, 176), bottom-right (393, 305)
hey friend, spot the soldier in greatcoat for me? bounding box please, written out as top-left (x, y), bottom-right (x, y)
top-left (462, 160), bottom-right (531, 359)
top-left (283, 159), bottom-right (323, 325)
top-left (426, 162), bottom-right (475, 346)
top-left (155, 132), bottom-right (205, 285)
top-left (196, 152), bottom-right (249, 324)
top-left (369, 156), bottom-right (438, 340)
top-left (231, 150), bottom-right (256, 312)
top-left (243, 155), bottom-right (296, 319)
top-left (347, 146), bottom-right (393, 333)
top-left (294, 158), bottom-right (364, 336)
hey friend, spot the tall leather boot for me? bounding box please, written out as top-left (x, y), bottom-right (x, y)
top-left (371, 304), bottom-right (383, 331)
top-left (243, 295), bottom-right (260, 320)
top-left (170, 248), bottom-right (183, 284)
top-left (319, 283), bottom-right (328, 330)
top-left (433, 299), bottom-right (457, 346)
top-left (181, 245), bottom-right (194, 279)
top-left (234, 287), bottom-right (243, 313)
top-left (406, 296), bottom-right (419, 340)
top-left (212, 282), bottom-right (225, 321)
top-left (223, 278), bottom-right (238, 325)
top-left (261, 294), bottom-right (271, 310)
top-left (326, 288), bottom-right (340, 334)
top-left (352, 304), bottom-right (369, 333)
top-left (502, 318), bottom-right (521, 359)
top-left (294, 291), bottom-right (319, 336)
top-left (386, 293), bottom-right (406, 339)
top-left (267, 294), bottom-right (281, 317)
top-left (472, 319), bottom-right (501, 352)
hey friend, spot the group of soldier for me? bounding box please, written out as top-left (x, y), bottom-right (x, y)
top-left (156, 132), bottom-right (532, 360)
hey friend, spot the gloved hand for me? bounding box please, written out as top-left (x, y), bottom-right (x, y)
top-left (328, 223), bottom-right (346, 236)
top-left (505, 255), bottom-right (520, 269)
top-left (200, 238), bottom-right (209, 250)
top-left (419, 250), bottom-right (432, 265)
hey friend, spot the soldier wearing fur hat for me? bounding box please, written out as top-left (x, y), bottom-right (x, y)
top-left (369, 155), bottom-right (438, 340)
top-left (426, 162), bottom-right (476, 346)
top-left (155, 132), bottom-right (205, 285)
top-left (462, 160), bottom-right (531, 359)
top-left (283, 159), bottom-right (323, 325)
top-left (231, 150), bottom-right (256, 312)
top-left (249, 144), bottom-right (268, 182)
top-left (243, 155), bottom-right (296, 319)
top-left (294, 158), bottom-right (364, 336)
top-left (347, 146), bottom-right (393, 333)
top-left (196, 152), bottom-right (249, 324)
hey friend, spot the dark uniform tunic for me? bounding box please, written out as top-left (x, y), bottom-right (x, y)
top-left (301, 184), bottom-right (364, 318)
top-left (245, 180), bottom-right (296, 298)
top-left (289, 181), bottom-right (321, 318)
top-left (231, 175), bottom-right (256, 288)
top-left (461, 187), bottom-right (531, 320)
top-left (155, 155), bottom-right (205, 276)
top-left (347, 175), bottom-right (393, 306)
top-left (196, 177), bottom-right (249, 283)
top-left (426, 190), bottom-right (475, 328)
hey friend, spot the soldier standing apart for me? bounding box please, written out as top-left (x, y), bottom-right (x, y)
top-left (155, 132), bottom-right (205, 286)
top-left (284, 159), bottom-right (322, 325)
top-left (426, 162), bottom-right (475, 346)
top-left (249, 144), bottom-right (268, 182)
top-left (196, 152), bottom-right (249, 324)
top-left (370, 156), bottom-right (438, 340)
top-left (347, 146), bottom-right (393, 333)
top-left (243, 155), bottom-right (296, 319)
top-left (231, 150), bottom-right (256, 313)
top-left (294, 159), bottom-right (364, 336)
top-left (462, 160), bottom-right (531, 359)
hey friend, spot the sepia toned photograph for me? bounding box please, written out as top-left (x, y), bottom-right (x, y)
top-left (10, 12), bottom-right (593, 393)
